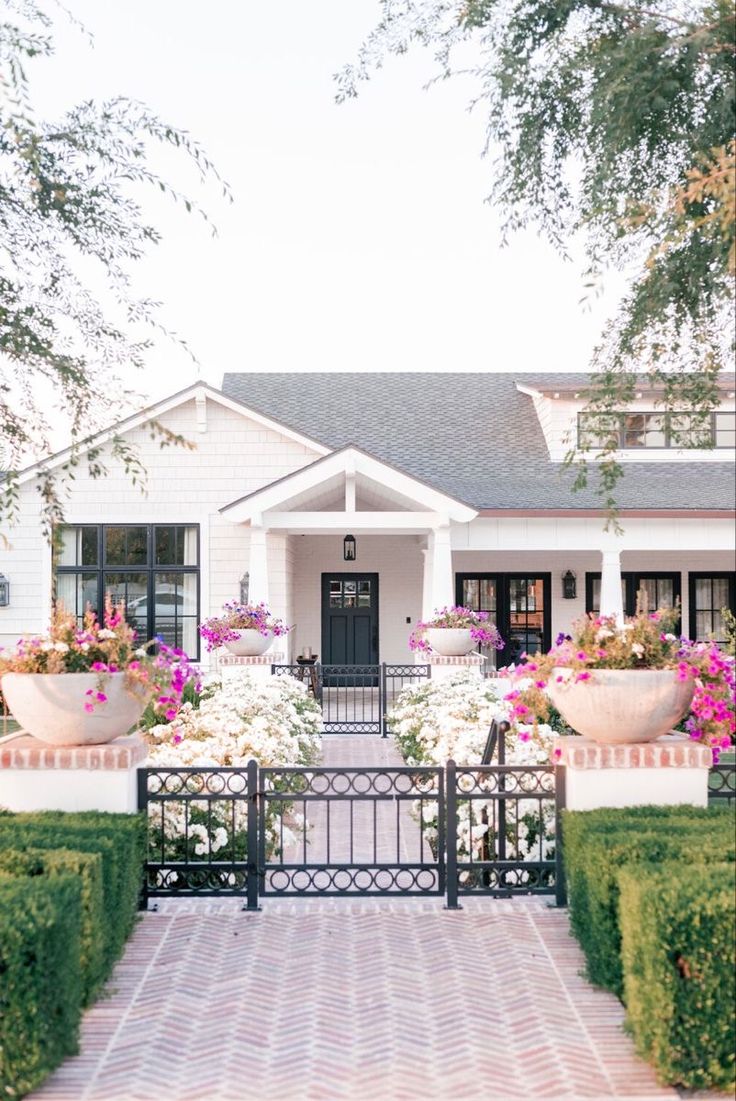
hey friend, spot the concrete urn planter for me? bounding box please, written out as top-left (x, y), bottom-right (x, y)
top-left (546, 667), bottom-right (695, 745)
top-left (223, 629), bottom-right (274, 657)
top-left (1, 671), bottom-right (148, 746)
top-left (426, 628), bottom-right (475, 657)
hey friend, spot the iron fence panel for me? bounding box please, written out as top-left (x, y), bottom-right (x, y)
top-left (258, 765), bottom-right (445, 896)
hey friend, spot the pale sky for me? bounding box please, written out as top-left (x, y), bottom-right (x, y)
top-left (32, 0), bottom-right (626, 408)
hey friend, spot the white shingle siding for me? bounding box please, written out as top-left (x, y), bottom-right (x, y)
top-left (0, 397), bottom-right (320, 652)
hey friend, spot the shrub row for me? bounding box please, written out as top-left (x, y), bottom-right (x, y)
top-left (619, 862), bottom-right (735, 1092)
top-left (562, 803), bottom-right (736, 1091)
top-left (0, 811), bottom-right (146, 1099)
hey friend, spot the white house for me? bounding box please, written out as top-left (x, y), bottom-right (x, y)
top-left (1, 372), bottom-right (734, 669)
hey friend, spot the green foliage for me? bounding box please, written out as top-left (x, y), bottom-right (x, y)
top-left (0, 811), bottom-right (146, 971)
top-left (619, 862), bottom-right (735, 1091)
top-left (0, 2), bottom-right (227, 535)
top-left (0, 847), bottom-right (105, 1005)
top-left (0, 874), bottom-right (83, 1098)
top-left (562, 804), bottom-right (736, 995)
top-left (139, 675), bottom-right (201, 730)
top-left (340, 1), bottom-right (735, 515)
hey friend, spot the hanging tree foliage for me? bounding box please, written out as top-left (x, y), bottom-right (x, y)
top-left (338, 1), bottom-right (736, 515)
top-left (0, 1), bottom-right (229, 535)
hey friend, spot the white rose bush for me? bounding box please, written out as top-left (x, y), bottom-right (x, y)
top-left (388, 673), bottom-right (557, 882)
top-left (143, 671), bottom-right (322, 881)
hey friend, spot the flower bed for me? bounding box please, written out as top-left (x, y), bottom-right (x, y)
top-left (388, 674), bottom-right (558, 869)
top-left (143, 672), bottom-right (322, 870)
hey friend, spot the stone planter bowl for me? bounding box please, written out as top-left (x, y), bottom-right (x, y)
top-left (223, 629), bottom-right (274, 657)
top-left (546, 667), bottom-right (695, 745)
top-left (426, 627), bottom-right (475, 657)
top-left (1, 671), bottom-right (148, 746)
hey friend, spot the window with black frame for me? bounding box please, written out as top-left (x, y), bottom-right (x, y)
top-left (586, 571), bottom-right (682, 624)
top-left (688, 573), bottom-right (736, 644)
top-left (457, 574), bottom-right (550, 669)
top-left (577, 410), bottom-right (735, 450)
top-left (55, 524), bottom-right (200, 658)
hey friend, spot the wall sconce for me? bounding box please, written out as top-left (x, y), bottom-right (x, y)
top-left (239, 572), bottom-right (249, 604)
top-left (562, 569), bottom-right (577, 600)
top-left (343, 534), bottom-right (356, 562)
top-left (0, 574), bottom-right (9, 607)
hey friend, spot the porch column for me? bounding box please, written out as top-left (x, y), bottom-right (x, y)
top-left (421, 542), bottom-right (434, 620)
top-left (248, 525), bottom-right (269, 605)
top-left (430, 524), bottom-right (454, 612)
top-left (599, 548), bottom-right (624, 624)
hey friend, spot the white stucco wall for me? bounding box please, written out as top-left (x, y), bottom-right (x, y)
top-left (291, 534), bottom-right (424, 664)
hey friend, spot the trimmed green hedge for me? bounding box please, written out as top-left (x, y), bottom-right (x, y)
top-left (0, 848), bottom-right (105, 1005)
top-left (0, 811), bottom-right (146, 971)
top-left (619, 862), bottom-right (735, 1091)
top-left (562, 805), bottom-right (736, 995)
top-left (0, 874), bottom-right (83, 1099)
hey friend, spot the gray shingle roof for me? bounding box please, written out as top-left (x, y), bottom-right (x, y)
top-left (221, 372), bottom-right (735, 511)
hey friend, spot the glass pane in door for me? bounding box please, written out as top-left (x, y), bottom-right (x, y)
top-left (462, 577), bottom-right (499, 669)
top-left (506, 577), bottom-right (545, 666)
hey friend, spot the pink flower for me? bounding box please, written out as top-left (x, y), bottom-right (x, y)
top-left (96, 692), bottom-right (107, 703)
top-left (518, 731), bottom-right (530, 742)
top-left (553, 747), bottom-right (562, 760)
top-left (576, 671), bottom-right (591, 682)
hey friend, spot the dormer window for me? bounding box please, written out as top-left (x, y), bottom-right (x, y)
top-left (578, 411), bottom-right (735, 451)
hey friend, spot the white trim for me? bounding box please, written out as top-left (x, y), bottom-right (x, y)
top-left (262, 511), bottom-right (450, 533)
top-left (15, 383), bottom-right (329, 487)
top-left (221, 447), bottom-right (477, 524)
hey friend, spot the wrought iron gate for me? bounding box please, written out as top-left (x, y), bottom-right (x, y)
top-left (271, 662), bottom-right (431, 736)
top-left (138, 758), bottom-right (565, 908)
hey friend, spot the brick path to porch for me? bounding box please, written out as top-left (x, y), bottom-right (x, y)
top-left (31, 737), bottom-right (699, 1101)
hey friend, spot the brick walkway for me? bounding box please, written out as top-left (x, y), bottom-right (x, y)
top-left (29, 737), bottom-right (696, 1101)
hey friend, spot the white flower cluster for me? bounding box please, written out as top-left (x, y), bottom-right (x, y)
top-left (145, 672), bottom-right (323, 866)
top-left (388, 672), bottom-right (553, 768)
top-left (146, 671), bottom-right (323, 768)
top-left (389, 673), bottom-right (556, 867)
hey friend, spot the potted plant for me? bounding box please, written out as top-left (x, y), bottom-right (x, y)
top-left (409, 605), bottom-right (504, 657)
top-left (198, 601), bottom-right (291, 656)
top-left (504, 607), bottom-right (735, 755)
top-left (0, 599), bottom-right (200, 746)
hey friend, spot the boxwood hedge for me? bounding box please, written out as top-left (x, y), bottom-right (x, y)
top-left (562, 805), bottom-right (736, 996)
top-left (0, 874), bottom-right (82, 1099)
top-left (619, 862), bottom-right (735, 1091)
top-left (0, 848), bottom-right (105, 1005)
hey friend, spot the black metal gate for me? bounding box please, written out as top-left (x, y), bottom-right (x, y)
top-left (138, 758), bottom-right (565, 908)
top-left (259, 765), bottom-right (444, 897)
top-left (272, 662), bottom-right (431, 736)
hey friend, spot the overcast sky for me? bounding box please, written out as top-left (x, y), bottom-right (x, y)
top-left (33, 1), bottom-right (626, 407)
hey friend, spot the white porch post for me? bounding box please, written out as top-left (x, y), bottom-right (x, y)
top-left (599, 547), bottom-right (624, 624)
top-left (248, 524), bottom-right (269, 605)
top-left (421, 542), bottom-right (434, 621)
top-left (430, 524), bottom-right (454, 612)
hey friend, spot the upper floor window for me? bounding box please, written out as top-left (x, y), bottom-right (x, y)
top-left (54, 524), bottom-right (200, 659)
top-left (578, 410), bottom-right (735, 451)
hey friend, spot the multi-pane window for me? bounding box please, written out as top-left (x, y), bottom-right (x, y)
top-left (688, 574), bottom-right (736, 644)
top-left (578, 410), bottom-right (735, 450)
top-left (458, 574), bottom-right (549, 669)
top-left (586, 573), bottom-right (681, 620)
top-left (55, 525), bottom-right (200, 659)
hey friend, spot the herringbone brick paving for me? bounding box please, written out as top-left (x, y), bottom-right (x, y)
top-left (27, 737), bottom-right (715, 1101)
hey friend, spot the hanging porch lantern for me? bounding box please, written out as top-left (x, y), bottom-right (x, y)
top-left (562, 569), bottom-right (577, 600)
top-left (343, 534), bottom-right (356, 562)
top-left (0, 574), bottom-right (9, 607)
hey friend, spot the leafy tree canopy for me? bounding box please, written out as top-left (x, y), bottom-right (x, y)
top-left (338, 1), bottom-right (736, 515)
top-left (0, 1), bottom-right (228, 535)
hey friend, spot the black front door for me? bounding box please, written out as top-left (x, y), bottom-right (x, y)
top-left (322, 573), bottom-right (379, 665)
